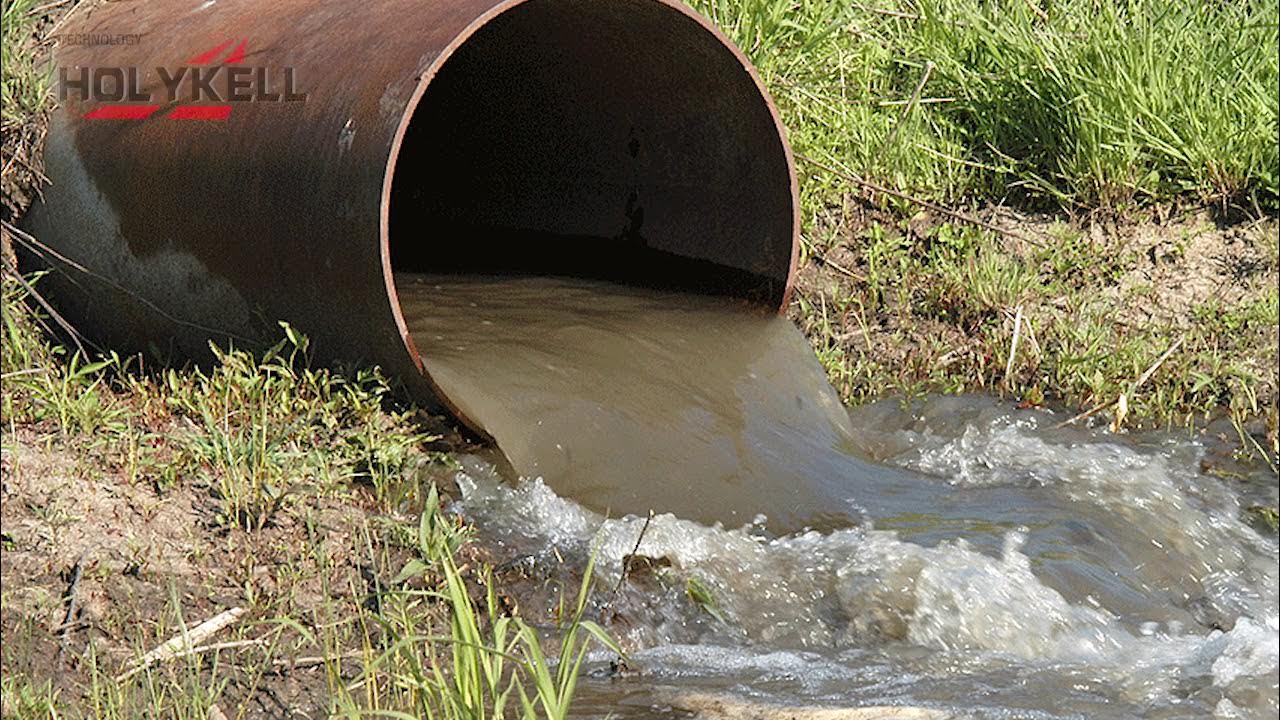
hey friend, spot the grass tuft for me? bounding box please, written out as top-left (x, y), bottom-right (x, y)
top-left (0, 0), bottom-right (52, 132)
top-left (691, 0), bottom-right (1280, 211)
top-left (330, 510), bottom-right (621, 719)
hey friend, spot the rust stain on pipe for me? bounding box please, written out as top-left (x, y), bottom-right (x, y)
top-left (23, 0), bottom-right (799, 434)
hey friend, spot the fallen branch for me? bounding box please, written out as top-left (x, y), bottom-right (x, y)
top-left (600, 510), bottom-right (656, 622)
top-left (811, 250), bottom-right (863, 282)
top-left (1023, 0), bottom-right (1050, 22)
top-left (872, 60), bottom-right (934, 168)
top-left (1131, 335), bottom-right (1186, 392)
top-left (878, 97), bottom-right (955, 107)
top-left (1004, 304), bottom-right (1024, 385)
top-left (45, 0), bottom-right (89, 39)
top-left (2, 254), bottom-right (90, 355)
top-left (848, 2), bottom-right (974, 27)
top-left (848, 2), bottom-right (920, 20)
top-left (614, 510), bottom-right (656, 596)
top-left (1052, 400), bottom-right (1111, 430)
top-left (3, 220), bottom-right (254, 344)
top-left (0, 368), bottom-right (48, 380)
top-left (269, 650), bottom-right (368, 673)
top-left (117, 607), bottom-right (247, 682)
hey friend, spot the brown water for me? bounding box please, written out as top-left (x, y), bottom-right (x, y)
top-left (396, 274), bottom-right (1278, 718)
top-left (399, 274), bottom-right (888, 532)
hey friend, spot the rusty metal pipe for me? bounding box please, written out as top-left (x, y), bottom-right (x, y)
top-left (23, 0), bottom-right (799, 430)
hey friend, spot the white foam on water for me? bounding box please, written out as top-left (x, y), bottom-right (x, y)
top-left (453, 398), bottom-right (1278, 717)
top-left (876, 404), bottom-right (1277, 629)
top-left (841, 531), bottom-right (1126, 660)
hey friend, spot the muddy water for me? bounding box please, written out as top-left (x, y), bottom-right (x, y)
top-left (398, 274), bottom-right (914, 532)
top-left (397, 275), bottom-right (1278, 718)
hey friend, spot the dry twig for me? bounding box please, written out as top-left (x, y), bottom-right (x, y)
top-left (117, 607), bottom-right (248, 681)
top-left (55, 554), bottom-right (85, 662)
top-left (1004, 305), bottom-right (1024, 384)
top-left (872, 61), bottom-right (934, 167)
top-left (3, 219), bottom-right (254, 343)
top-left (2, 253), bottom-right (89, 354)
top-left (613, 510), bottom-right (655, 597)
top-left (796, 153), bottom-right (1045, 247)
top-left (1053, 335), bottom-right (1187, 430)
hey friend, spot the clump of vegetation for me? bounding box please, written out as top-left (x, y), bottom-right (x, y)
top-left (337, 506), bottom-right (619, 719)
top-left (685, 576), bottom-right (729, 624)
top-left (3, 272), bottom-right (621, 717)
top-left (695, 0), bottom-right (1280, 211)
top-left (4, 501), bottom-right (618, 719)
top-left (1, 1), bottom-right (627, 713)
top-left (796, 218), bottom-right (1278, 454)
top-left (1246, 504), bottom-right (1279, 534)
top-left (686, 0), bottom-right (1279, 449)
top-left (159, 327), bottom-right (439, 528)
top-left (0, 0), bottom-right (50, 127)
top-left (1, 0), bottom-right (59, 218)
top-left (2, 273), bottom-right (444, 526)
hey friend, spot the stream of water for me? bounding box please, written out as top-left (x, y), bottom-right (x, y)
top-left (396, 274), bottom-right (1278, 719)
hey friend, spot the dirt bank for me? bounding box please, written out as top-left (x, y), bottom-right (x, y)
top-left (793, 203), bottom-right (1278, 450)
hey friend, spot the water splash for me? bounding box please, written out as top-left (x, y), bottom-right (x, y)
top-left (453, 397), bottom-right (1278, 718)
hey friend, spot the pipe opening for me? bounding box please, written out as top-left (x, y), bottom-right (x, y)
top-left (387, 0), bottom-right (796, 305)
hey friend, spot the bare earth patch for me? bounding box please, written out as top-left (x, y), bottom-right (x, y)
top-left (1, 430), bottom-right (428, 717)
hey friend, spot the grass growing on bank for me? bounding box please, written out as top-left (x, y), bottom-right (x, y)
top-left (1, 272), bottom-right (620, 718)
top-left (693, 0), bottom-right (1280, 211)
top-left (794, 218), bottom-right (1278, 451)
top-left (1, 276), bottom-right (441, 526)
top-left (685, 0), bottom-right (1279, 442)
top-left (0, 0), bottom-right (49, 131)
top-left (1, 0), bottom-right (60, 219)
top-left (329, 501), bottom-right (617, 719)
top-left (3, 0), bottom-right (1276, 436)
top-left (0, 0), bottom-right (1277, 711)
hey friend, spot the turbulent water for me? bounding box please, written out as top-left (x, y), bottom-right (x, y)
top-left (397, 274), bottom-right (1279, 718)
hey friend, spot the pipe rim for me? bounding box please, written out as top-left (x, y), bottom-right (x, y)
top-left (377, 0), bottom-right (800, 434)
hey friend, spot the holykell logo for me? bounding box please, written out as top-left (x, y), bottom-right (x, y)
top-left (59, 39), bottom-right (308, 121)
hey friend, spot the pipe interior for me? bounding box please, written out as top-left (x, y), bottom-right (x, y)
top-left (388, 0), bottom-right (794, 304)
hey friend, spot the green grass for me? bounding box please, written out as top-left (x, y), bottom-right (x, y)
top-left (2, 272), bottom-right (127, 438)
top-left (794, 218), bottom-right (1278, 460)
top-left (328, 501), bottom-right (620, 719)
top-left (1, 1), bottom-right (1277, 713)
top-left (691, 0), bottom-right (1280, 212)
top-left (680, 0), bottom-right (1279, 448)
top-left (72, 511), bottom-right (615, 720)
top-left (0, 0), bottom-right (52, 132)
top-left (2, 273), bottom-right (620, 718)
top-left (0, 508), bottom-right (617, 720)
top-left (2, 275), bottom-right (447, 526)
top-left (0, 675), bottom-right (62, 719)
top-left (3, 0), bottom-right (1275, 439)
top-left (158, 327), bottom-right (442, 528)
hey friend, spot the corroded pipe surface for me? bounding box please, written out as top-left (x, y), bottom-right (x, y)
top-left (23, 0), bottom-right (798, 431)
